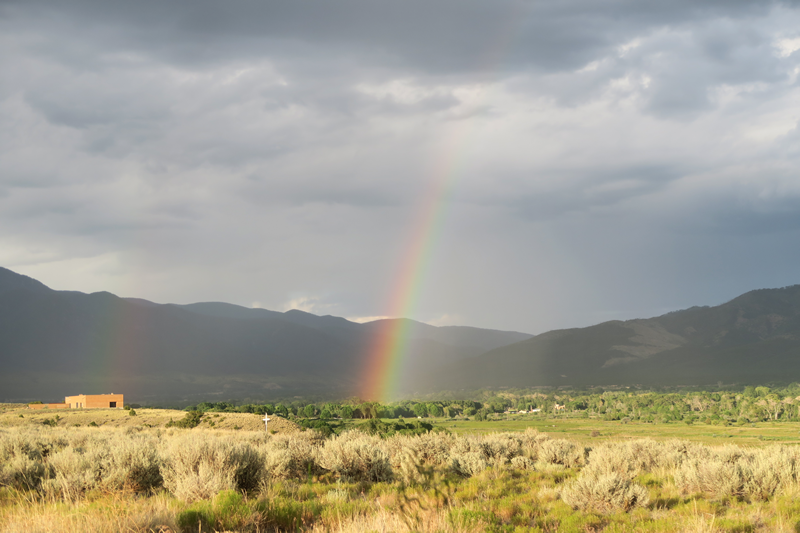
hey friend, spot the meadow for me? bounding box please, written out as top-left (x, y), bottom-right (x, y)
top-left (3, 404), bottom-right (800, 532)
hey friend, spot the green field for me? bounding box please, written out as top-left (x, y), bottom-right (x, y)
top-left (434, 414), bottom-right (800, 446)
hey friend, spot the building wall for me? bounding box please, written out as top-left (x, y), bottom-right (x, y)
top-left (64, 394), bottom-right (124, 409)
top-left (28, 403), bottom-right (69, 410)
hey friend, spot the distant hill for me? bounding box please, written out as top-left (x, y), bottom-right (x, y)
top-left (426, 285), bottom-right (800, 390)
top-left (0, 267), bottom-right (530, 403)
top-left (4, 265), bottom-right (799, 402)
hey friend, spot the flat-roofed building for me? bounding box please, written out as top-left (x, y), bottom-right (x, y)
top-left (65, 393), bottom-right (123, 409)
top-left (29, 393), bottom-right (124, 409)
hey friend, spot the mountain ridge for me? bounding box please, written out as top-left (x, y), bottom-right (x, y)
top-left (423, 284), bottom-right (800, 391)
top-left (3, 266), bottom-right (800, 401)
top-left (0, 267), bottom-right (531, 402)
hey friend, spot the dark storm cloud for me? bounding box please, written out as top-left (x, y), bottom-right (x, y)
top-left (0, 0), bottom-right (780, 74)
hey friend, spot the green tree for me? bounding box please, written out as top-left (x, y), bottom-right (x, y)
top-left (428, 404), bottom-right (443, 417)
top-left (340, 405), bottom-right (354, 419)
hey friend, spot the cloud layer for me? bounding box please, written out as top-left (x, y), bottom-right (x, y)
top-left (3, 0), bottom-right (800, 333)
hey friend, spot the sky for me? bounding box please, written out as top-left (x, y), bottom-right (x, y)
top-left (2, 0), bottom-right (800, 335)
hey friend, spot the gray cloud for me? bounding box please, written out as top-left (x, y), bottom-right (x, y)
top-left (3, 0), bottom-right (800, 333)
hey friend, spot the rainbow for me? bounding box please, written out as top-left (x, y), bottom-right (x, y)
top-left (358, 14), bottom-right (528, 401)
top-left (359, 136), bottom-right (464, 402)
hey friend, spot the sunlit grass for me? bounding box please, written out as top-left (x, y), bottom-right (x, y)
top-left (4, 424), bottom-right (800, 531)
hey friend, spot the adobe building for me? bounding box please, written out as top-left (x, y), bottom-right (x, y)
top-left (28, 402), bottom-right (69, 410)
top-left (29, 393), bottom-right (124, 410)
top-left (65, 393), bottom-right (123, 409)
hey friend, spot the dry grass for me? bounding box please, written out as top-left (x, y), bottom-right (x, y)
top-left (3, 424), bottom-right (800, 532)
top-left (0, 491), bottom-right (179, 533)
top-left (0, 405), bottom-right (300, 433)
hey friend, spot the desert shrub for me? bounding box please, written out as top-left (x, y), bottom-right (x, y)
top-left (673, 458), bottom-right (745, 499)
top-left (659, 439), bottom-right (708, 470)
top-left (391, 447), bottom-right (427, 484)
top-left (41, 415), bottom-right (60, 428)
top-left (388, 431), bottom-right (454, 467)
top-left (741, 454), bottom-right (783, 501)
top-left (0, 454), bottom-right (47, 491)
top-left (582, 440), bottom-right (664, 481)
top-left (95, 434), bottom-right (163, 493)
top-left (161, 434), bottom-right (262, 501)
top-left (480, 433), bottom-right (523, 466)
top-left (165, 410), bottom-right (203, 429)
top-left (450, 450), bottom-right (489, 477)
top-left (510, 455), bottom-right (534, 470)
top-left (40, 446), bottom-right (97, 501)
top-left (741, 446), bottom-right (800, 500)
top-left (261, 432), bottom-right (321, 481)
top-left (447, 433), bottom-right (530, 476)
top-left (674, 445), bottom-right (800, 501)
top-left (0, 431), bottom-right (49, 491)
top-left (448, 435), bottom-right (489, 477)
top-left (561, 471), bottom-right (650, 513)
top-left (30, 431), bottom-right (162, 500)
top-left (519, 427), bottom-right (551, 457)
top-left (537, 439), bottom-right (585, 468)
top-left (317, 432), bottom-right (392, 482)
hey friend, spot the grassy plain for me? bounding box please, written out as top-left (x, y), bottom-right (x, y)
top-left (438, 414), bottom-right (800, 446)
top-left (0, 404), bottom-right (299, 433)
top-left (4, 405), bottom-right (800, 532)
top-left (5, 403), bottom-right (800, 446)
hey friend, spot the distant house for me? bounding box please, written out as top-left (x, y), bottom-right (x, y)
top-left (29, 393), bottom-right (124, 410)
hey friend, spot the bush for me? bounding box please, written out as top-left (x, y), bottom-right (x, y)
top-left (177, 489), bottom-right (255, 532)
top-left (161, 434), bottom-right (262, 501)
top-left (261, 433), bottom-right (321, 481)
top-left (673, 445), bottom-right (800, 500)
top-left (561, 471), bottom-right (650, 513)
top-left (450, 451), bottom-right (488, 477)
top-left (165, 410), bottom-right (203, 429)
top-left (97, 435), bottom-right (162, 493)
top-left (537, 439), bottom-right (585, 468)
top-left (317, 432), bottom-right (392, 482)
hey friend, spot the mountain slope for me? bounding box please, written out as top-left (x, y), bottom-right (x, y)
top-left (429, 285), bottom-right (800, 390)
top-left (0, 267), bottom-right (531, 402)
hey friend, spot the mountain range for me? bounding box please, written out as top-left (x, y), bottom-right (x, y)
top-left (1, 266), bottom-right (799, 403)
top-left (0, 267), bottom-right (530, 402)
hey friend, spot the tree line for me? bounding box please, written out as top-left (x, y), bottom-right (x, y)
top-left (183, 384), bottom-right (800, 425)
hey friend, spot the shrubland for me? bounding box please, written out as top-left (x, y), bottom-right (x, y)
top-left (3, 423), bottom-right (800, 532)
